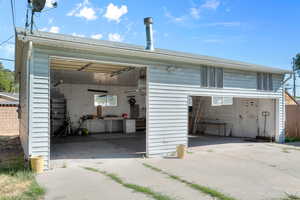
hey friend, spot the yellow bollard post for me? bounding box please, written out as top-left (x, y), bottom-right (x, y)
top-left (177, 144), bottom-right (186, 159)
top-left (30, 156), bottom-right (44, 174)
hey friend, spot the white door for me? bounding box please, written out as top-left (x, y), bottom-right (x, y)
top-left (238, 99), bottom-right (259, 138)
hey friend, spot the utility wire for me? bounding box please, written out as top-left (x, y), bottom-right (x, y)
top-left (0, 35), bottom-right (14, 47)
top-left (0, 58), bottom-right (14, 62)
top-left (10, 0), bottom-right (16, 33)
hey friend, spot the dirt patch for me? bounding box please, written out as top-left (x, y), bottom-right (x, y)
top-left (0, 136), bottom-right (45, 200)
top-left (0, 136), bottom-right (23, 166)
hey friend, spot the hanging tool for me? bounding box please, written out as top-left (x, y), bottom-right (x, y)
top-left (262, 111), bottom-right (270, 137)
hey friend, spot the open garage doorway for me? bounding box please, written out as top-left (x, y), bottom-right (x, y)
top-left (49, 57), bottom-right (147, 167)
top-left (188, 96), bottom-right (277, 148)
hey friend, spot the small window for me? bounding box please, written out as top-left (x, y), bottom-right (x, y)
top-left (212, 96), bottom-right (233, 106)
top-left (200, 66), bottom-right (223, 88)
top-left (94, 95), bottom-right (118, 107)
top-left (257, 73), bottom-right (273, 91)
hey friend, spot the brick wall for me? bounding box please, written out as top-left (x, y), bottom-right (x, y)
top-left (0, 106), bottom-right (19, 136)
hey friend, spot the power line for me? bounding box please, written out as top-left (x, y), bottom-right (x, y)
top-left (10, 0), bottom-right (16, 32)
top-left (0, 58), bottom-right (14, 62)
top-left (0, 35), bottom-right (14, 47)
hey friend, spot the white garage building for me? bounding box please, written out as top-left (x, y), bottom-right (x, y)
top-left (15, 26), bottom-right (290, 169)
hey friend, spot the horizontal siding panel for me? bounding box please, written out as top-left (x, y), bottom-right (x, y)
top-left (32, 93), bottom-right (49, 99)
top-left (149, 105), bottom-right (187, 110)
top-left (33, 98), bottom-right (49, 103)
top-left (32, 114), bottom-right (49, 119)
top-left (32, 133), bottom-right (49, 138)
top-left (32, 122), bottom-right (49, 128)
top-left (149, 97), bottom-right (188, 101)
top-left (33, 89), bottom-right (49, 94)
top-left (32, 142), bottom-right (49, 148)
top-left (31, 137), bottom-right (49, 143)
top-left (149, 101), bottom-right (188, 105)
top-left (149, 123), bottom-right (187, 128)
top-left (32, 117), bottom-right (49, 123)
top-left (149, 134), bottom-right (186, 139)
top-left (32, 104), bottom-right (49, 109)
top-left (32, 109), bottom-right (49, 113)
top-left (33, 78), bottom-right (49, 84)
top-left (148, 141), bottom-right (188, 149)
top-left (149, 111), bottom-right (187, 116)
top-left (149, 127), bottom-right (188, 132)
top-left (149, 119), bottom-right (187, 124)
top-left (33, 84), bottom-right (49, 89)
top-left (148, 116), bottom-right (188, 120)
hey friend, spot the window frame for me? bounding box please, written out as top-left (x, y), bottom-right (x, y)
top-left (94, 95), bottom-right (118, 107)
top-left (200, 66), bottom-right (224, 88)
top-left (257, 72), bottom-right (273, 91)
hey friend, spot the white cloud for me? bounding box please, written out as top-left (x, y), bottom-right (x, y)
top-left (189, 0), bottom-right (220, 19)
top-left (91, 34), bottom-right (103, 40)
top-left (67, 0), bottom-right (98, 21)
top-left (190, 7), bottom-right (201, 19)
top-left (49, 26), bottom-right (60, 33)
top-left (104, 3), bottom-right (128, 23)
top-left (164, 8), bottom-right (187, 23)
top-left (46, 0), bottom-right (57, 8)
top-left (206, 22), bottom-right (241, 27)
top-left (201, 0), bottom-right (220, 10)
top-left (203, 39), bottom-right (223, 43)
top-left (108, 33), bottom-right (123, 42)
top-left (72, 33), bottom-right (85, 37)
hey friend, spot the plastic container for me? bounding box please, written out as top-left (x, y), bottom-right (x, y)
top-left (177, 144), bottom-right (186, 159)
top-left (30, 156), bottom-right (44, 174)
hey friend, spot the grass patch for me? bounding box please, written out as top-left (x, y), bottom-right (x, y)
top-left (142, 163), bottom-right (237, 200)
top-left (285, 137), bottom-right (300, 143)
top-left (283, 147), bottom-right (300, 152)
top-left (281, 194), bottom-right (300, 200)
top-left (84, 167), bottom-right (173, 200)
top-left (0, 137), bottom-right (45, 200)
top-left (282, 149), bottom-right (290, 153)
top-left (62, 162), bottom-right (67, 168)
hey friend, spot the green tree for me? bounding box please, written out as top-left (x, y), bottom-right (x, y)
top-left (0, 62), bottom-right (18, 92)
top-left (294, 53), bottom-right (300, 70)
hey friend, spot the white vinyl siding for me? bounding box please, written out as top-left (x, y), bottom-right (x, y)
top-left (30, 48), bottom-right (50, 168)
top-left (147, 66), bottom-right (284, 157)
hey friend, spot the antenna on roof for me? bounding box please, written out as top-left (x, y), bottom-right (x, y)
top-left (25, 0), bottom-right (57, 33)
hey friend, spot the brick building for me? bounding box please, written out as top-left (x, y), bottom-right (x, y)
top-left (0, 93), bottom-right (19, 136)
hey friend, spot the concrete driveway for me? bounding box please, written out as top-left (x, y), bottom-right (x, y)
top-left (37, 136), bottom-right (300, 200)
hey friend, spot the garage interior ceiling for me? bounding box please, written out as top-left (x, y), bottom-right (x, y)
top-left (50, 57), bottom-right (143, 86)
top-left (50, 57), bottom-right (133, 74)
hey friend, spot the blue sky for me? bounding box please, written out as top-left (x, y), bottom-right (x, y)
top-left (0, 0), bottom-right (299, 77)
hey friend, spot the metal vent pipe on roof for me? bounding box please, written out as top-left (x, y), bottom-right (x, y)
top-left (144, 17), bottom-right (154, 51)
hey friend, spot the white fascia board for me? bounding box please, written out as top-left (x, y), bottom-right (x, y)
top-left (17, 30), bottom-right (291, 74)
